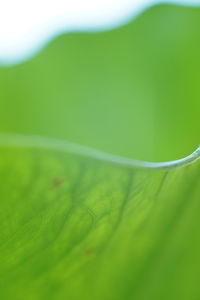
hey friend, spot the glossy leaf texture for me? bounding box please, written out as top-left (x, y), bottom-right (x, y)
top-left (0, 142), bottom-right (200, 300)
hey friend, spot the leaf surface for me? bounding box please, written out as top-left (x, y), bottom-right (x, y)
top-left (0, 3), bottom-right (200, 300)
top-left (0, 138), bottom-right (200, 300)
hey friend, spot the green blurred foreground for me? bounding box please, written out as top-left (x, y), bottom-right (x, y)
top-left (0, 3), bottom-right (200, 300)
top-left (0, 4), bottom-right (200, 161)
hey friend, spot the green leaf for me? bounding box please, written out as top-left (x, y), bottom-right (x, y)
top-left (1, 4), bottom-right (200, 161)
top-left (1, 3), bottom-right (200, 300)
top-left (0, 135), bottom-right (200, 300)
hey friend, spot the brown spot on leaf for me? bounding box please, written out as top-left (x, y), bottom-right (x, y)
top-left (51, 178), bottom-right (65, 189)
top-left (85, 248), bottom-right (96, 256)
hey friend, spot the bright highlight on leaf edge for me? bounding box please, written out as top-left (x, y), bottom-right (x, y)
top-left (0, 133), bottom-right (199, 170)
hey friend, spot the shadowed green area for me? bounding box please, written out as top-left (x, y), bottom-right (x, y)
top-left (0, 4), bottom-right (200, 161)
top-left (0, 144), bottom-right (200, 300)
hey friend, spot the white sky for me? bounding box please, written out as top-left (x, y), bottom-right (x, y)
top-left (0, 0), bottom-right (199, 65)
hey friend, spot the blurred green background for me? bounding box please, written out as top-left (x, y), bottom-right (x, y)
top-left (0, 4), bottom-right (200, 161)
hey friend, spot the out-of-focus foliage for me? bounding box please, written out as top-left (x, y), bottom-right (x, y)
top-left (0, 141), bottom-right (200, 300)
top-left (0, 4), bottom-right (200, 300)
top-left (0, 4), bottom-right (200, 161)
